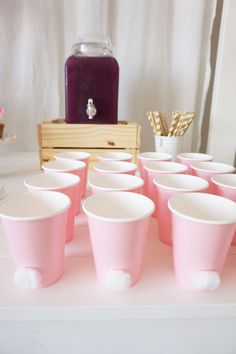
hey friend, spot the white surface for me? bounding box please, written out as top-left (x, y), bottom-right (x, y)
top-left (1, 152), bottom-right (236, 353)
top-left (207, 0), bottom-right (236, 164)
top-left (0, 1), bottom-right (216, 153)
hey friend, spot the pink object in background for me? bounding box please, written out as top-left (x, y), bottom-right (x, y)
top-left (144, 161), bottom-right (187, 217)
top-left (0, 191), bottom-right (70, 289)
top-left (176, 152), bottom-right (214, 174)
top-left (54, 151), bottom-right (90, 198)
top-left (88, 173), bottom-right (144, 195)
top-left (190, 161), bottom-right (235, 193)
top-left (153, 174), bottom-right (209, 245)
top-left (168, 193), bottom-right (236, 291)
top-left (42, 159), bottom-right (85, 214)
top-left (93, 161), bottom-right (137, 176)
top-left (212, 174), bottom-right (236, 245)
top-left (24, 173), bottom-right (80, 243)
top-left (83, 191), bottom-right (154, 291)
top-left (96, 151), bottom-right (132, 162)
top-left (137, 152), bottom-right (173, 194)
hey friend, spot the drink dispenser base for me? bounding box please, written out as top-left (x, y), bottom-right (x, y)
top-left (65, 35), bottom-right (119, 124)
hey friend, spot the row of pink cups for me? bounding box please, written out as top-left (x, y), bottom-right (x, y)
top-left (0, 149), bottom-right (235, 292)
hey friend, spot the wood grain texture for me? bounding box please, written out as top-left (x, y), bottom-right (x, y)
top-left (39, 121), bottom-right (140, 149)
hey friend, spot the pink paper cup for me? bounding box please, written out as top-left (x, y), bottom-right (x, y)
top-left (176, 152), bottom-right (214, 174)
top-left (137, 152), bottom-right (173, 194)
top-left (54, 151), bottom-right (90, 199)
top-left (97, 151), bottom-right (132, 162)
top-left (93, 161), bottom-right (137, 176)
top-left (88, 173), bottom-right (144, 195)
top-left (190, 161), bottom-right (235, 193)
top-left (168, 193), bottom-right (236, 291)
top-left (153, 174), bottom-right (209, 245)
top-left (0, 191), bottom-right (70, 289)
top-left (212, 174), bottom-right (236, 245)
top-left (42, 159), bottom-right (85, 214)
top-left (24, 173), bottom-right (80, 243)
top-left (83, 192), bottom-right (155, 291)
top-left (144, 161), bottom-right (187, 217)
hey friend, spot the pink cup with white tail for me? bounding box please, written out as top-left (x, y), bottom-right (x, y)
top-left (83, 192), bottom-right (154, 291)
top-left (168, 193), bottom-right (236, 291)
top-left (97, 151), bottom-right (132, 162)
top-left (176, 152), bottom-right (214, 174)
top-left (153, 174), bottom-right (209, 245)
top-left (24, 173), bottom-right (80, 243)
top-left (88, 173), bottom-right (144, 195)
top-left (144, 161), bottom-right (187, 217)
top-left (54, 151), bottom-right (90, 198)
top-left (212, 174), bottom-right (236, 245)
top-left (137, 152), bottom-right (173, 194)
top-left (190, 161), bottom-right (235, 193)
top-left (42, 159), bottom-right (85, 214)
top-left (0, 191), bottom-right (70, 289)
top-left (94, 161), bottom-right (137, 176)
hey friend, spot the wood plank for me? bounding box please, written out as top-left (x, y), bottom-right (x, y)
top-left (39, 121), bottom-right (140, 149)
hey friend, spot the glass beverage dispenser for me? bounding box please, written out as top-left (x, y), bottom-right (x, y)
top-left (65, 34), bottom-right (119, 124)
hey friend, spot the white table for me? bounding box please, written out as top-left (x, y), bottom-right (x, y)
top-left (0, 152), bottom-right (236, 354)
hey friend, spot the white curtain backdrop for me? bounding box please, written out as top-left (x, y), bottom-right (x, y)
top-left (0, 0), bottom-right (216, 152)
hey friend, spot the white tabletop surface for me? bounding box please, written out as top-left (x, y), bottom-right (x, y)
top-left (1, 152), bottom-right (236, 322)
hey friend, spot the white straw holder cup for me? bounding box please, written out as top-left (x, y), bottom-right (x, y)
top-left (155, 135), bottom-right (184, 159)
top-left (88, 173), bottom-right (144, 195)
top-left (42, 159), bottom-right (86, 214)
top-left (168, 193), bottom-right (236, 291)
top-left (0, 191), bottom-right (70, 289)
top-left (24, 172), bottom-right (80, 243)
top-left (190, 161), bottom-right (235, 193)
top-left (54, 151), bottom-right (90, 198)
top-left (82, 192), bottom-right (155, 291)
top-left (97, 151), bottom-right (132, 162)
top-left (93, 161), bottom-right (137, 176)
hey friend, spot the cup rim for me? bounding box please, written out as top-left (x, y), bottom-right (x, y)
top-left (153, 174), bottom-right (209, 191)
top-left (211, 174), bottom-right (236, 189)
top-left (88, 173), bottom-right (144, 191)
top-left (137, 152), bottom-right (173, 161)
top-left (93, 161), bottom-right (137, 173)
top-left (144, 161), bottom-right (188, 173)
top-left (42, 159), bottom-right (86, 172)
top-left (54, 151), bottom-right (90, 161)
top-left (24, 172), bottom-right (80, 191)
top-left (168, 192), bottom-right (236, 225)
top-left (97, 151), bottom-right (132, 161)
top-left (82, 191), bottom-right (155, 222)
top-left (176, 152), bottom-right (214, 161)
top-left (190, 161), bottom-right (235, 173)
top-left (0, 191), bottom-right (71, 221)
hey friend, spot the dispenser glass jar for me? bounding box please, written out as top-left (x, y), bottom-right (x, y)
top-left (65, 34), bottom-right (119, 124)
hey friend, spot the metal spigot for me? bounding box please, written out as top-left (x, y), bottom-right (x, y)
top-left (86, 98), bottom-right (97, 120)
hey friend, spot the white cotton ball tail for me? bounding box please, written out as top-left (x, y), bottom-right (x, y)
top-left (105, 270), bottom-right (132, 291)
top-left (14, 268), bottom-right (42, 289)
top-left (190, 270), bottom-right (221, 291)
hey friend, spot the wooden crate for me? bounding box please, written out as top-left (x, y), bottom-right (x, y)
top-left (38, 119), bottom-right (141, 170)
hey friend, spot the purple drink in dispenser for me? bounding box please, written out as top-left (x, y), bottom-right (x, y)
top-left (65, 35), bottom-right (119, 124)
